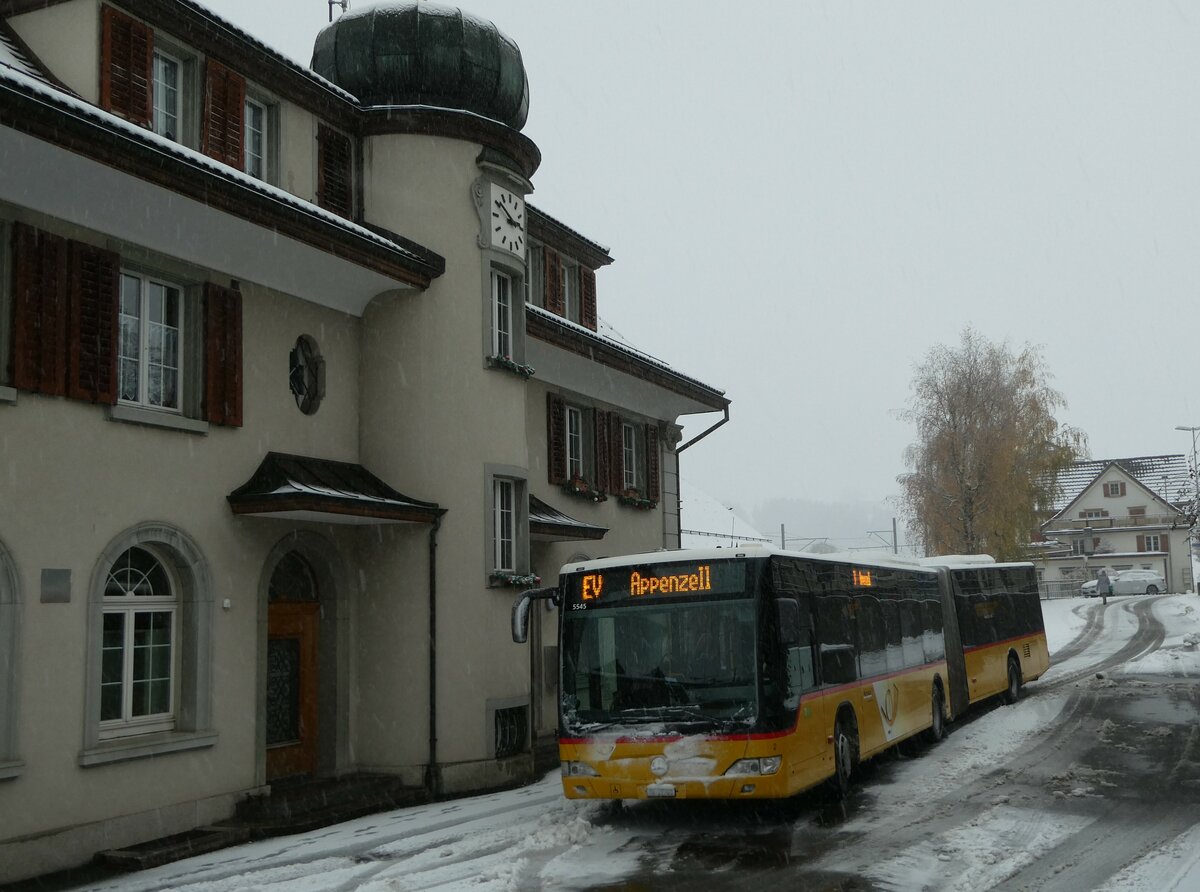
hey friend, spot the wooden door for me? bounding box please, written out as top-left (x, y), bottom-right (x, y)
top-left (266, 601), bottom-right (319, 781)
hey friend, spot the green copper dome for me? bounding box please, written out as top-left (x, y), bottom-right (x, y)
top-left (312, 2), bottom-right (530, 130)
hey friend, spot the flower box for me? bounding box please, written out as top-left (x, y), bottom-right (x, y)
top-left (486, 355), bottom-right (535, 379)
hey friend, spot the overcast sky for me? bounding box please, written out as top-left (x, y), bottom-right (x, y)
top-left (199, 0), bottom-right (1200, 546)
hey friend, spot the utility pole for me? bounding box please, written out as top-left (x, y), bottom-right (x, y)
top-left (1175, 425), bottom-right (1200, 592)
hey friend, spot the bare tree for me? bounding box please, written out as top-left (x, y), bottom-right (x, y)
top-left (898, 329), bottom-right (1086, 560)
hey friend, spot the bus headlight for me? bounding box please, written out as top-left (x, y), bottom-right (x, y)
top-left (561, 761), bottom-right (600, 777)
top-left (724, 756), bottom-right (782, 776)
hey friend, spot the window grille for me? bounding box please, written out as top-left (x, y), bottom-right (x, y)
top-left (494, 705), bottom-right (528, 758)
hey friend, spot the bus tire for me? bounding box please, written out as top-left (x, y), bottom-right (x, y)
top-left (832, 713), bottom-right (858, 798)
top-left (926, 683), bottom-right (946, 743)
top-left (1003, 657), bottom-right (1022, 705)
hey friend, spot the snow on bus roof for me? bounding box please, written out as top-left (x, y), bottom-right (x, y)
top-left (560, 544), bottom-right (941, 577)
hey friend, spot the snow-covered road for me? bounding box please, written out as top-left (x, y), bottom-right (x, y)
top-left (69, 594), bottom-right (1200, 891)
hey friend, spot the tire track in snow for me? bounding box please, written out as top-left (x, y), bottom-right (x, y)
top-left (1034, 597), bottom-right (1165, 691)
top-left (809, 598), bottom-right (1177, 891)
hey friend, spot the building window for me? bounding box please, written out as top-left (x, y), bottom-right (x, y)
top-left (244, 96), bottom-right (267, 179)
top-left (1142, 534), bottom-right (1162, 552)
top-left (494, 704), bottom-right (528, 758)
top-left (317, 123), bottom-right (353, 217)
top-left (100, 547), bottom-right (177, 738)
top-left (527, 242), bottom-right (543, 307)
top-left (1079, 509), bottom-right (1109, 520)
top-left (566, 406), bottom-right (584, 481)
top-left (622, 422), bottom-right (639, 490)
top-left (1129, 506), bottom-right (1146, 517)
top-left (119, 272), bottom-right (183, 411)
top-left (494, 478), bottom-right (515, 572)
top-left (82, 525), bottom-right (216, 765)
top-left (561, 260), bottom-right (578, 322)
top-left (153, 49), bottom-right (182, 141)
top-left (492, 270), bottom-right (512, 358)
top-left (1103, 482), bottom-right (1127, 497)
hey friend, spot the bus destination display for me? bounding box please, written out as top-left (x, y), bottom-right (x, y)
top-left (571, 560), bottom-right (746, 607)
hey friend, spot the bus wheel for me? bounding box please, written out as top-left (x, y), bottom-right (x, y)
top-left (1003, 657), bottom-right (1022, 705)
top-left (926, 684), bottom-right (946, 743)
top-left (832, 716), bottom-right (858, 798)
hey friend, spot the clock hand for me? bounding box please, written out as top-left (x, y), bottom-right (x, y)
top-left (495, 200), bottom-right (520, 227)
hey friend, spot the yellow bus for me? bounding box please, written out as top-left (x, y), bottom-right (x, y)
top-left (512, 545), bottom-right (1048, 801)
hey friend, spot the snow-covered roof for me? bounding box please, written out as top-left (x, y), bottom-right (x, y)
top-left (679, 482), bottom-right (770, 549)
top-left (526, 304), bottom-right (727, 407)
top-left (228, 452), bottom-right (443, 524)
top-left (0, 22), bottom-right (55, 88)
top-left (172, 0), bottom-right (360, 102)
top-left (0, 63), bottom-right (438, 280)
top-left (1047, 455), bottom-right (1191, 512)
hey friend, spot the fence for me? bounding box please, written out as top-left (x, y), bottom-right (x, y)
top-left (1039, 580), bottom-right (1084, 600)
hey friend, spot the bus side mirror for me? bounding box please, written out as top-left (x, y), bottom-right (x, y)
top-left (512, 594), bottom-right (532, 643)
top-left (777, 598), bottom-right (801, 647)
top-left (511, 586), bottom-right (560, 643)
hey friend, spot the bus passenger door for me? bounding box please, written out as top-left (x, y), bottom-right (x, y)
top-left (777, 599), bottom-right (824, 788)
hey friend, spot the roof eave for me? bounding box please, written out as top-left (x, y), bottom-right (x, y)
top-left (526, 308), bottom-right (728, 413)
top-left (0, 78), bottom-right (443, 289)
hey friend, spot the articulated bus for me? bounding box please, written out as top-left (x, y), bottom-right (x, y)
top-left (512, 544), bottom-right (1048, 801)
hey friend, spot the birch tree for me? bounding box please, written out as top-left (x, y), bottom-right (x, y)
top-left (898, 329), bottom-right (1086, 560)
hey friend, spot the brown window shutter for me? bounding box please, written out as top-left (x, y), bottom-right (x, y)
top-left (547, 393), bottom-right (566, 484)
top-left (201, 59), bottom-right (246, 170)
top-left (1120, 482), bottom-right (1127, 496)
top-left (100, 5), bottom-right (153, 126)
top-left (67, 242), bottom-right (120, 403)
top-left (544, 248), bottom-right (564, 316)
top-left (608, 414), bottom-right (624, 494)
top-left (579, 267), bottom-right (597, 331)
top-left (204, 283), bottom-right (243, 426)
top-left (646, 423), bottom-right (661, 501)
top-left (593, 410), bottom-right (610, 494)
top-left (11, 223), bottom-right (69, 395)
top-left (317, 124), bottom-right (353, 218)
top-left (1136, 535), bottom-right (1145, 553)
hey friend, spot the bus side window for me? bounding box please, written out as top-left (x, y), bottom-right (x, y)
top-left (785, 643), bottom-right (815, 708)
top-left (816, 595), bottom-right (857, 685)
top-left (776, 597), bottom-right (815, 707)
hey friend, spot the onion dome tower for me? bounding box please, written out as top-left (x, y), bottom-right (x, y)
top-left (312, 2), bottom-right (530, 130)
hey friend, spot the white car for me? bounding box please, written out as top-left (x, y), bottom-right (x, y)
top-left (1080, 569), bottom-right (1166, 597)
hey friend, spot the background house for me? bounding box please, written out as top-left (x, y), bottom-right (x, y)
top-left (1034, 455), bottom-right (1194, 594)
top-left (0, 0), bottom-right (728, 881)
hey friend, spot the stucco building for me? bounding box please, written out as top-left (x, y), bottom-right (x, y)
top-left (0, 1), bottom-right (728, 880)
top-left (1034, 455), bottom-right (1194, 594)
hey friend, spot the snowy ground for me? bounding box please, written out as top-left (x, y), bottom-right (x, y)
top-left (71, 594), bottom-right (1200, 892)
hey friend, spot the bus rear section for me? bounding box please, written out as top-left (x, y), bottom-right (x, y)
top-left (937, 562), bottom-right (1049, 708)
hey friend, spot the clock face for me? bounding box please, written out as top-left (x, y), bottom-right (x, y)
top-left (490, 183), bottom-right (525, 255)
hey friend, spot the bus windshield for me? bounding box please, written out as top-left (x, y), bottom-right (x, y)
top-left (560, 560), bottom-right (759, 735)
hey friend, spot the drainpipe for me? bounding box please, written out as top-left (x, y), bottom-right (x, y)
top-left (425, 515), bottom-right (443, 798)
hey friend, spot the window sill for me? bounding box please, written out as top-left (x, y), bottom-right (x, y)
top-left (0, 386), bottom-right (16, 405)
top-left (485, 355), bottom-right (535, 379)
top-left (0, 759), bottom-right (24, 780)
top-left (108, 404), bottom-right (209, 435)
top-left (79, 729), bottom-right (217, 767)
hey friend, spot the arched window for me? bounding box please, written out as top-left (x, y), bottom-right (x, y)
top-left (82, 524), bottom-right (215, 766)
top-left (100, 546), bottom-right (177, 736)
